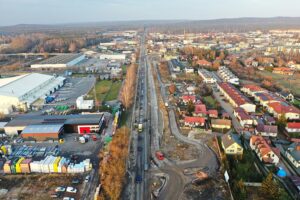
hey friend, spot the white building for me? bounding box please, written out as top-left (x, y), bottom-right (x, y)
top-left (198, 69), bottom-right (217, 84)
top-left (0, 73), bottom-right (65, 114)
top-left (99, 54), bottom-right (126, 61)
top-left (76, 96), bottom-right (94, 110)
top-left (31, 54), bottom-right (86, 69)
top-left (218, 66), bottom-right (240, 85)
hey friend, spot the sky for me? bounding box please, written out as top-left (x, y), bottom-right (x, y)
top-left (0, 0), bottom-right (299, 26)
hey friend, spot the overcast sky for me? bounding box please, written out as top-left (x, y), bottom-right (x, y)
top-left (0, 0), bottom-right (299, 26)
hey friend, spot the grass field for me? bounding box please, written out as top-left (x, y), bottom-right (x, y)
top-left (87, 80), bottom-right (122, 103)
top-left (258, 71), bottom-right (300, 96)
top-left (203, 96), bottom-right (218, 109)
top-left (105, 81), bottom-right (122, 101)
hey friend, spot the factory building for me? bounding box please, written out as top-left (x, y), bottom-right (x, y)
top-left (99, 54), bottom-right (126, 61)
top-left (21, 124), bottom-right (64, 141)
top-left (4, 114), bottom-right (105, 136)
top-left (31, 54), bottom-right (86, 69)
top-left (0, 73), bottom-right (65, 114)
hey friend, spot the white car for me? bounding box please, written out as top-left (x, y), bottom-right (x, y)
top-left (66, 186), bottom-right (77, 193)
top-left (85, 175), bottom-right (90, 183)
top-left (63, 197), bottom-right (75, 200)
top-left (55, 186), bottom-right (66, 192)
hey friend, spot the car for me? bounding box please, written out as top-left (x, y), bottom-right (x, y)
top-left (135, 175), bottom-right (142, 183)
top-left (63, 197), bottom-right (75, 200)
top-left (66, 186), bottom-right (77, 193)
top-left (50, 192), bottom-right (62, 198)
top-left (137, 136), bottom-right (143, 141)
top-left (85, 175), bottom-right (90, 183)
top-left (72, 178), bottom-right (80, 185)
top-left (55, 186), bottom-right (66, 192)
top-left (137, 146), bottom-right (143, 152)
top-left (92, 135), bottom-right (97, 141)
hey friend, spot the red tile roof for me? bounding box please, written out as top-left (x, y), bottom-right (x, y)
top-left (208, 109), bottom-right (218, 117)
top-left (195, 104), bottom-right (207, 115)
top-left (184, 116), bottom-right (205, 124)
top-left (287, 122), bottom-right (300, 129)
top-left (268, 102), bottom-right (300, 115)
top-left (242, 84), bottom-right (266, 92)
top-left (219, 82), bottom-right (252, 106)
top-left (197, 59), bottom-right (212, 66)
top-left (182, 95), bottom-right (196, 102)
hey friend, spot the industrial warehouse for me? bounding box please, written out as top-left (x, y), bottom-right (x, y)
top-left (4, 114), bottom-right (105, 140)
top-left (0, 73), bottom-right (65, 114)
top-left (31, 53), bottom-right (86, 69)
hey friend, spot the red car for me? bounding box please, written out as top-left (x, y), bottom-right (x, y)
top-left (155, 151), bottom-right (164, 160)
top-left (92, 135), bottom-right (97, 141)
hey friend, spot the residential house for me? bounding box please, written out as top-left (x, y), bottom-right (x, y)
top-left (241, 84), bottom-right (267, 97)
top-left (286, 122), bottom-right (300, 133)
top-left (255, 124), bottom-right (278, 137)
top-left (267, 102), bottom-right (300, 120)
top-left (234, 108), bottom-right (254, 127)
top-left (285, 143), bottom-right (300, 168)
top-left (273, 67), bottom-right (294, 76)
top-left (194, 103), bottom-right (207, 117)
top-left (218, 82), bottom-right (256, 113)
top-left (181, 95), bottom-right (196, 104)
top-left (277, 91), bottom-right (294, 102)
top-left (211, 119), bottom-right (231, 129)
top-left (197, 59), bottom-right (212, 67)
top-left (221, 133), bottom-right (243, 155)
top-left (250, 135), bottom-right (280, 165)
top-left (217, 66), bottom-right (240, 85)
top-left (208, 109), bottom-right (218, 118)
top-left (184, 116), bottom-right (205, 128)
top-left (198, 69), bottom-right (217, 84)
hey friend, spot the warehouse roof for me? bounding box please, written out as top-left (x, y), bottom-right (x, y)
top-left (0, 73), bottom-right (58, 98)
top-left (22, 124), bottom-right (64, 134)
top-left (38, 54), bottom-right (83, 65)
top-left (5, 114), bottom-right (104, 127)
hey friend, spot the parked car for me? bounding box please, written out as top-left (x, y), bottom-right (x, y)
top-left (66, 186), bottom-right (77, 193)
top-left (50, 192), bottom-right (62, 198)
top-left (72, 178), bottom-right (80, 185)
top-left (92, 135), bottom-right (97, 141)
top-left (63, 197), bottom-right (75, 200)
top-left (55, 186), bottom-right (66, 192)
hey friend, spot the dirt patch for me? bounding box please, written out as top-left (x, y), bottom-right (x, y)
top-left (182, 175), bottom-right (229, 200)
top-left (0, 174), bottom-right (84, 200)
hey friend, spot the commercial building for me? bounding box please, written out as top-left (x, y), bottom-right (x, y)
top-left (21, 124), bottom-right (64, 141)
top-left (198, 69), bottom-right (217, 84)
top-left (4, 114), bottom-right (105, 136)
top-left (99, 54), bottom-right (126, 61)
top-left (31, 54), bottom-right (86, 69)
top-left (218, 82), bottom-right (256, 113)
top-left (0, 73), bottom-right (65, 114)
